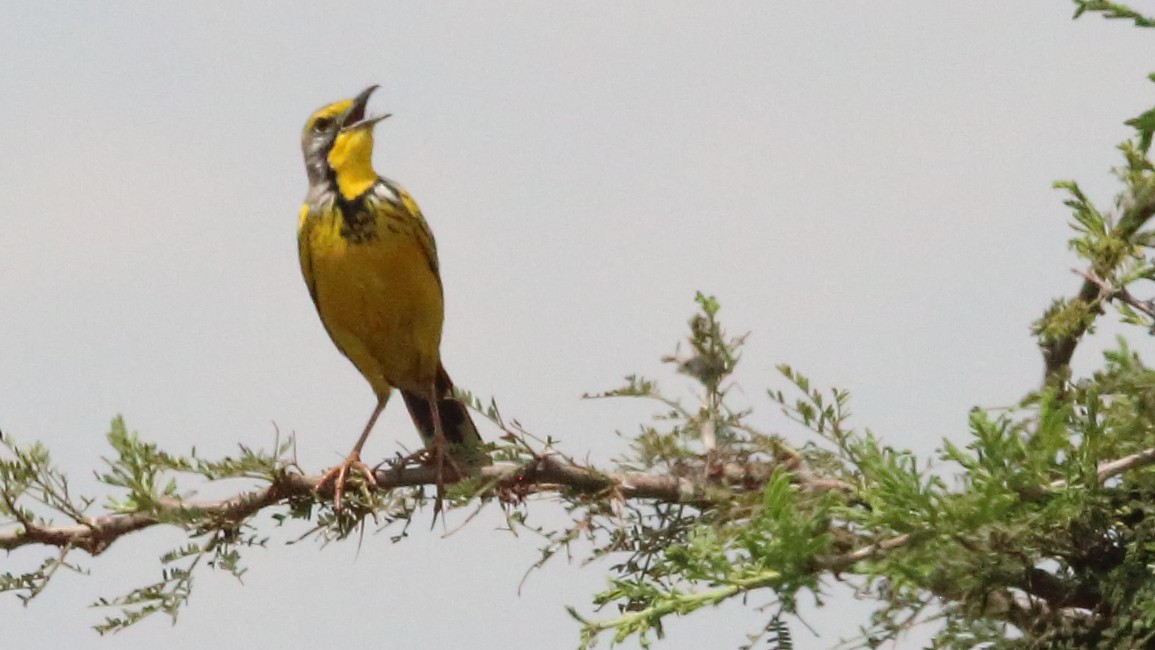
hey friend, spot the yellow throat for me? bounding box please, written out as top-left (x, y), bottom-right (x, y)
top-left (328, 122), bottom-right (377, 200)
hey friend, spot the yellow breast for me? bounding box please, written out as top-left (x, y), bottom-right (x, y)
top-left (298, 188), bottom-right (445, 396)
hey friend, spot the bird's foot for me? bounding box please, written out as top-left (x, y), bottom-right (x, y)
top-left (423, 436), bottom-right (466, 524)
top-left (392, 442), bottom-right (466, 524)
top-left (316, 452), bottom-right (379, 511)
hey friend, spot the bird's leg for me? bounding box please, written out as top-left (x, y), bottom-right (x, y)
top-left (316, 397), bottom-right (385, 510)
top-left (425, 390), bottom-right (466, 521)
top-left (429, 392), bottom-right (448, 522)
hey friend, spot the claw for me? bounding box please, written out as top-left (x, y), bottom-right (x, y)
top-left (431, 434), bottom-right (447, 523)
top-left (424, 432), bottom-right (468, 524)
top-left (316, 452), bottom-right (378, 510)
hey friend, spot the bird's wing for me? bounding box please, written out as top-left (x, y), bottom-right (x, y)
top-left (380, 177), bottom-right (441, 281)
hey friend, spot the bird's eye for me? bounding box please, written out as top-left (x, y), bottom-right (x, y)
top-left (312, 117), bottom-right (333, 133)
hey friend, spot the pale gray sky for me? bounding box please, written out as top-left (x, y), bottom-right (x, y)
top-left (2, 3), bottom-right (1152, 648)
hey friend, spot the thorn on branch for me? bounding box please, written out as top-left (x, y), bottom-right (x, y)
top-left (1074, 267), bottom-right (1155, 322)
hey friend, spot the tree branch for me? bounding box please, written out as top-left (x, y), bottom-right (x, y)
top-left (1042, 195), bottom-right (1155, 381)
top-left (0, 454), bottom-right (845, 556)
top-left (1049, 445), bottom-right (1155, 488)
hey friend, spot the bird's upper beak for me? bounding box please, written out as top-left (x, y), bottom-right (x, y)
top-left (342, 85), bottom-right (391, 132)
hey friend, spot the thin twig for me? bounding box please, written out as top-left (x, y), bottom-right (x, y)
top-left (1074, 268), bottom-right (1155, 320)
top-left (825, 533), bottom-right (914, 572)
top-left (1049, 445), bottom-right (1155, 488)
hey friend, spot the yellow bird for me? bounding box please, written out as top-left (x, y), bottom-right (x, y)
top-left (297, 85), bottom-right (485, 505)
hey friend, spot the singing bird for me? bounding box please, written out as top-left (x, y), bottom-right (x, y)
top-left (297, 86), bottom-right (485, 505)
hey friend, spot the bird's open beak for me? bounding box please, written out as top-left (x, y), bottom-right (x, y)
top-left (342, 85), bottom-right (391, 131)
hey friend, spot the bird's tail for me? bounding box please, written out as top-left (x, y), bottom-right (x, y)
top-left (402, 363), bottom-right (488, 464)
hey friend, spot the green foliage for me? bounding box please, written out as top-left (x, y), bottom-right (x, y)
top-left (0, 418), bottom-right (291, 632)
top-left (91, 529), bottom-right (263, 635)
top-left (0, 414), bottom-right (531, 633)
top-left (539, 297), bottom-right (849, 648)
top-left (1072, 0), bottom-right (1155, 27)
top-left (542, 6), bottom-right (1155, 646)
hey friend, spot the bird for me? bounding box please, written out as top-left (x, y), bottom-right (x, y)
top-left (297, 85), bottom-right (486, 509)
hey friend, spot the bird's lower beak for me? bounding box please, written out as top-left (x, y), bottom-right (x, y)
top-left (342, 85), bottom-right (391, 131)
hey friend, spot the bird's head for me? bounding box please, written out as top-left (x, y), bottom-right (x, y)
top-left (301, 85), bottom-right (391, 198)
